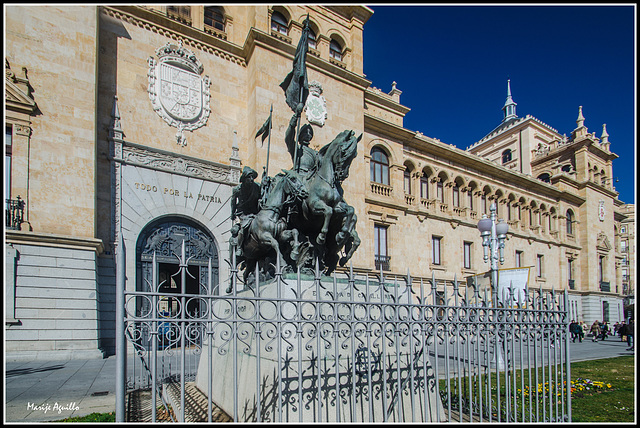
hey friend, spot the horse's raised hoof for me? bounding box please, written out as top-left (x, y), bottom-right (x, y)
top-left (317, 233), bottom-right (326, 245)
top-left (290, 249), bottom-right (299, 261)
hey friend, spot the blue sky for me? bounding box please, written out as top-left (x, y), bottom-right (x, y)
top-left (362, 4), bottom-right (636, 204)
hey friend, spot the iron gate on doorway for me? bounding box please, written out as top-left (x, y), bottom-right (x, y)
top-left (119, 250), bottom-right (572, 423)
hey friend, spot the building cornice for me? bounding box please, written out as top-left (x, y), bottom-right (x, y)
top-left (103, 6), bottom-right (247, 66)
top-left (103, 5), bottom-right (372, 92)
top-left (577, 179), bottom-right (621, 199)
top-left (6, 230), bottom-right (105, 255)
top-left (364, 87), bottom-right (411, 117)
top-left (469, 115), bottom-right (560, 151)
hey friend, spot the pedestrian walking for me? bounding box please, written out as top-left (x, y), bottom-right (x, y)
top-left (569, 320), bottom-right (577, 342)
top-left (569, 320), bottom-right (583, 343)
top-left (600, 321), bottom-right (609, 341)
top-left (619, 322), bottom-right (627, 341)
top-left (590, 320), bottom-right (601, 342)
top-left (626, 320), bottom-right (634, 351)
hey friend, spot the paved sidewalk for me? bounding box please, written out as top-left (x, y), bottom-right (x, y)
top-left (4, 339), bottom-right (633, 423)
top-left (5, 357), bottom-right (116, 422)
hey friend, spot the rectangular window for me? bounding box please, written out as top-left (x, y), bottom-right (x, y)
top-left (420, 178), bottom-right (429, 199)
top-left (507, 203), bottom-right (512, 221)
top-left (467, 191), bottom-right (473, 210)
top-left (437, 182), bottom-right (444, 203)
top-left (568, 258), bottom-right (574, 280)
top-left (621, 240), bottom-right (627, 252)
top-left (536, 254), bottom-right (544, 277)
top-left (599, 255), bottom-right (605, 282)
top-left (516, 250), bottom-right (523, 268)
top-left (432, 236), bottom-right (441, 265)
top-left (517, 205), bottom-right (521, 220)
top-left (481, 194), bottom-right (487, 214)
top-left (463, 241), bottom-right (472, 269)
top-left (529, 209), bottom-right (534, 226)
top-left (621, 226), bottom-right (627, 234)
top-left (374, 224), bottom-right (389, 271)
top-left (452, 185), bottom-right (459, 207)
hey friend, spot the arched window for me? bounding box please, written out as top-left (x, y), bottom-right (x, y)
top-left (271, 11), bottom-right (288, 35)
top-left (566, 209), bottom-right (574, 235)
top-left (502, 149), bottom-right (513, 164)
top-left (370, 147), bottom-right (389, 185)
top-left (308, 28), bottom-right (317, 49)
top-left (538, 173), bottom-right (551, 183)
top-left (561, 164), bottom-right (572, 173)
top-left (204, 6), bottom-right (225, 31)
top-left (330, 39), bottom-right (343, 61)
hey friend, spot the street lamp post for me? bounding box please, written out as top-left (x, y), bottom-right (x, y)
top-left (477, 201), bottom-right (509, 370)
top-left (477, 202), bottom-right (509, 302)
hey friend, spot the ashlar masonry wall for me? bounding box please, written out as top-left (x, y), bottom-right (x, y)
top-left (6, 240), bottom-right (104, 361)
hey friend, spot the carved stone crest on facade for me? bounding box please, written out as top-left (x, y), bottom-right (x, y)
top-left (148, 40), bottom-right (211, 146)
top-left (304, 80), bottom-right (327, 127)
top-left (598, 200), bottom-right (606, 222)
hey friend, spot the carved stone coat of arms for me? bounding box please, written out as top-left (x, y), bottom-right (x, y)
top-left (148, 41), bottom-right (211, 146)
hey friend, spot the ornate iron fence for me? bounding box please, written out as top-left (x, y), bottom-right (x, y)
top-left (121, 247), bottom-right (571, 422)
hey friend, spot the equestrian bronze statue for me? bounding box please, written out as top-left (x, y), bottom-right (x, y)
top-left (229, 15), bottom-right (361, 284)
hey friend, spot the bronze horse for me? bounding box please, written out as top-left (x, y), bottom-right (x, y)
top-left (294, 129), bottom-right (361, 273)
top-left (231, 170), bottom-right (308, 286)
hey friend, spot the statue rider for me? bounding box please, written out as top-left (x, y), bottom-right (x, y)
top-left (286, 103), bottom-right (318, 178)
top-left (230, 166), bottom-right (261, 257)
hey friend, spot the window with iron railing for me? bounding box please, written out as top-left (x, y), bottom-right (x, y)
top-left (6, 196), bottom-right (25, 230)
top-left (167, 5), bottom-right (192, 25)
top-left (374, 255), bottom-right (391, 271)
top-left (600, 281), bottom-right (610, 292)
top-left (374, 224), bottom-right (389, 271)
top-left (568, 279), bottom-right (575, 290)
top-left (204, 6), bottom-right (225, 32)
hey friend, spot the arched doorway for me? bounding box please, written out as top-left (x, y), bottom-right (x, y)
top-left (135, 216), bottom-right (219, 349)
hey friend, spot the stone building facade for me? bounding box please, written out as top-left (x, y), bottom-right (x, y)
top-left (5, 5), bottom-right (634, 360)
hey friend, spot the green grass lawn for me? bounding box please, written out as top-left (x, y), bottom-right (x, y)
top-left (53, 411), bottom-right (115, 422)
top-left (438, 355), bottom-right (634, 423)
top-left (569, 356), bottom-right (634, 422)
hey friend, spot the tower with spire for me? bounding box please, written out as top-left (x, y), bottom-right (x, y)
top-left (502, 79), bottom-right (517, 122)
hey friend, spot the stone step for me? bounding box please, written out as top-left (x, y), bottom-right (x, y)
top-left (163, 381), bottom-right (232, 422)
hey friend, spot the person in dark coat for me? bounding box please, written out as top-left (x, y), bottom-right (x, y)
top-left (626, 320), bottom-right (634, 351)
top-left (569, 320), bottom-right (583, 343)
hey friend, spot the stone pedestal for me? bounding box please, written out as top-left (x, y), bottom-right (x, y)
top-left (195, 276), bottom-right (444, 422)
